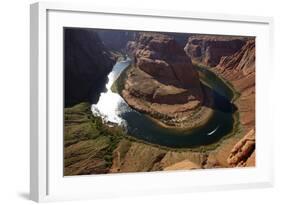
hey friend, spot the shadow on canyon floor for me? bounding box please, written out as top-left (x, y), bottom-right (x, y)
top-left (202, 84), bottom-right (238, 114)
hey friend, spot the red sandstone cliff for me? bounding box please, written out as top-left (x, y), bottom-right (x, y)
top-left (216, 39), bottom-right (256, 131)
top-left (184, 35), bottom-right (246, 67)
top-left (227, 129), bottom-right (255, 167)
top-left (184, 35), bottom-right (255, 131)
top-left (184, 37), bottom-right (256, 168)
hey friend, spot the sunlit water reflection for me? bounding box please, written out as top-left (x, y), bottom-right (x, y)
top-left (91, 58), bottom-right (132, 125)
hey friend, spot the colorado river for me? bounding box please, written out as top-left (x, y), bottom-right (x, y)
top-left (92, 58), bottom-right (237, 148)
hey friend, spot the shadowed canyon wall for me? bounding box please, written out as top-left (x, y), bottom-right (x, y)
top-left (64, 28), bottom-right (116, 107)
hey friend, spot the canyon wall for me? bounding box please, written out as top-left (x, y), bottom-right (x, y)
top-left (215, 39), bottom-right (256, 131)
top-left (184, 35), bottom-right (246, 67)
top-left (184, 36), bottom-right (255, 131)
top-left (97, 30), bottom-right (189, 52)
top-left (64, 28), bottom-right (116, 107)
top-left (184, 36), bottom-right (256, 168)
top-left (216, 40), bottom-right (256, 168)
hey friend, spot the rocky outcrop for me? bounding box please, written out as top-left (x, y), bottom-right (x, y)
top-left (64, 28), bottom-right (115, 107)
top-left (122, 32), bottom-right (213, 128)
top-left (110, 138), bottom-right (204, 173)
top-left (227, 129), bottom-right (255, 167)
top-left (184, 35), bottom-right (246, 67)
top-left (127, 32), bottom-right (190, 51)
top-left (216, 39), bottom-right (255, 86)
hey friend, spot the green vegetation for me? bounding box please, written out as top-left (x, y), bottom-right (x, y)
top-left (64, 102), bottom-right (125, 175)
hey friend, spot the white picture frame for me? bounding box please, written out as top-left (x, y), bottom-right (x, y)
top-left (30, 1), bottom-right (274, 202)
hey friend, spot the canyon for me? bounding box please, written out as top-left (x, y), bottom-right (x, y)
top-left (64, 29), bottom-right (256, 175)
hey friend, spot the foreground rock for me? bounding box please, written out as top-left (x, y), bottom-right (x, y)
top-left (110, 139), bottom-right (205, 173)
top-left (122, 32), bottom-right (213, 128)
top-left (227, 129), bottom-right (255, 167)
top-left (64, 28), bottom-right (115, 107)
top-left (64, 103), bottom-right (120, 175)
top-left (64, 103), bottom-right (205, 175)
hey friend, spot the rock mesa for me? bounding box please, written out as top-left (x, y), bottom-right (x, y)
top-left (122, 33), bottom-right (213, 128)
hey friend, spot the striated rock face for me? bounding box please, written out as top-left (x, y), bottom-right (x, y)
top-left (216, 39), bottom-right (255, 82)
top-left (134, 33), bottom-right (201, 88)
top-left (203, 39), bottom-right (256, 169)
top-left (227, 129), bottom-right (255, 167)
top-left (64, 28), bottom-right (115, 107)
top-left (122, 33), bottom-right (213, 128)
top-left (215, 39), bottom-right (256, 130)
top-left (184, 35), bottom-right (246, 67)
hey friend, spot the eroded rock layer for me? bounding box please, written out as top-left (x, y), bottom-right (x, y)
top-left (184, 35), bottom-right (247, 67)
top-left (227, 129), bottom-right (255, 167)
top-left (215, 39), bottom-right (256, 131)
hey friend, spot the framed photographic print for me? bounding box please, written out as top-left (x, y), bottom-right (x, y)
top-left (30, 2), bottom-right (274, 202)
